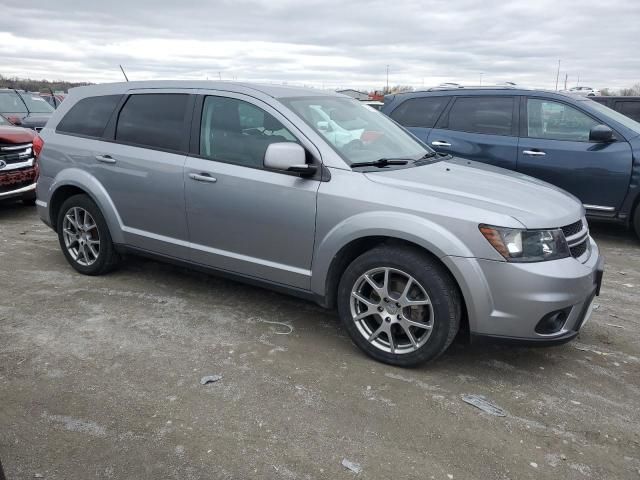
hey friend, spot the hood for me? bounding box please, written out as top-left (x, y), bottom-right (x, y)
top-left (0, 125), bottom-right (36, 144)
top-left (364, 157), bottom-right (584, 229)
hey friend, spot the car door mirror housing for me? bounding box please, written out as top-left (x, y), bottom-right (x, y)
top-left (264, 142), bottom-right (317, 176)
top-left (589, 124), bottom-right (614, 142)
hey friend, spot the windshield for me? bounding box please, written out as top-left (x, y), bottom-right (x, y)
top-left (588, 100), bottom-right (640, 135)
top-left (0, 114), bottom-right (9, 126)
top-left (281, 96), bottom-right (431, 165)
top-left (17, 92), bottom-right (54, 114)
top-left (0, 91), bottom-right (28, 114)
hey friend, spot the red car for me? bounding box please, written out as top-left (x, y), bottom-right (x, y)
top-left (0, 114), bottom-right (39, 205)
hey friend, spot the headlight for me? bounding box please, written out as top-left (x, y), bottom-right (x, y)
top-left (479, 225), bottom-right (570, 262)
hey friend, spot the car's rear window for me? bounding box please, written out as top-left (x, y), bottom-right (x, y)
top-left (57, 95), bottom-right (122, 137)
top-left (390, 96), bottom-right (449, 128)
top-left (115, 94), bottom-right (189, 151)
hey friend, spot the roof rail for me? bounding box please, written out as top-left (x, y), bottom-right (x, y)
top-left (426, 84), bottom-right (518, 92)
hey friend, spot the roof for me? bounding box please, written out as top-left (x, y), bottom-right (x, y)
top-left (387, 86), bottom-right (587, 102)
top-left (67, 80), bottom-right (341, 99)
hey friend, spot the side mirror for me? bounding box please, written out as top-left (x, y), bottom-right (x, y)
top-left (589, 124), bottom-right (614, 143)
top-left (264, 142), bottom-right (317, 177)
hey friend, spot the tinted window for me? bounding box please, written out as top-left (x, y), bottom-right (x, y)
top-left (116, 94), bottom-right (189, 151)
top-left (527, 99), bottom-right (599, 141)
top-left (618, 101), bottom-right (640, 122)
top-left (390, 96), bottom-right (449, 127)
top-left (57, 95), bottom-right (122, 137)
top-left (446, 97), bottom-right (514, 135)
top-left (200, 96), bottom-right (297, 168)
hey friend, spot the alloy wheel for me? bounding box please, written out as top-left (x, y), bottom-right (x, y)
top-left (62, 207), bottom-right (101, 266)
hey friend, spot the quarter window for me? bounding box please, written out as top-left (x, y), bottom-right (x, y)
top-left (57, 95), bottom-right (122, 137)
top-left (116, 94), bottom-right (189, 151)
top-left (446, 97), bottom-right (514, 135)
top-left (527, 99), bottom-right (599, 141)
top-left (200, 96), bottom-right (298, 168)
top-left (390, 97), bottom-right (449, 128)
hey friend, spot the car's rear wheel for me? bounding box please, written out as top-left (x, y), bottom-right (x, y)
top-left (56, 194), bottom-right (120, 275)
top-left (337, 245), bottom-right (461, 367)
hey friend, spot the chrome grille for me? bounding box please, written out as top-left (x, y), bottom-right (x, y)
top-left (0, 143), bottom-right (34, 171)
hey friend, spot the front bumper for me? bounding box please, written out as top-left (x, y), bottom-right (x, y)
top-left (445, 238), bottom-right (603, 343)
top-left (0, 181), bottom-right (36, 200)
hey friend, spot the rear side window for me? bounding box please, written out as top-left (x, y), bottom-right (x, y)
top-left (446, 97), bottom-right (514, 135)
top-left (527, 99), bottom-right (598, 141)
top-left (57, 95), bottom-right (122, 137)
top-left (390, 97), bottom-right (449, 127)
top-left (116, 94), bottom-right (189, 151)
top-left (617, 101), bottom-right (640, 122)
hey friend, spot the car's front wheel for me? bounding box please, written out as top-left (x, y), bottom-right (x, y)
top-left (56, 194), bottom-right (120, 275)
top-left (337, 245), bottom-right (461, 367)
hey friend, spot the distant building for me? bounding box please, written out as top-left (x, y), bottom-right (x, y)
top-left (336, 89), bottom-right (370, 101)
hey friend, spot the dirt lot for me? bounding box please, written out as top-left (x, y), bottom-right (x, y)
top-left (1, 202), bottom-right (639, 480)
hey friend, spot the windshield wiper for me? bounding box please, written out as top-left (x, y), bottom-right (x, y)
top-left (420, 151), bottom-right (438, 159)
top-left (351, 158), bottom-right (410, 168)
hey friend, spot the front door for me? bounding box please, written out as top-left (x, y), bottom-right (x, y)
top-left (184, 93), bottom-right (319, 289)
top-left (517, 97), bottom-right (633, 213)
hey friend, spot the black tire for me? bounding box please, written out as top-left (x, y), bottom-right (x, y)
top-left (56, 194), bottom-right (120, 275)
top-left (337, 244), bottom-right (461, 367)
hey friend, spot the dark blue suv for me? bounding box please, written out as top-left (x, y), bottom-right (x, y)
top-left (382, 86), bottom-right (640, 237)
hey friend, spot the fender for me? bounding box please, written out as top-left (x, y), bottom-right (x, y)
top-left (48, 168), bottom-right (125, 244)
top-left (310, 210), bottom-right (475, 297)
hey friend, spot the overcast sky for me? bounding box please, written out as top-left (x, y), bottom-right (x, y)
top-left (1, 0), bottom-right (639, 91)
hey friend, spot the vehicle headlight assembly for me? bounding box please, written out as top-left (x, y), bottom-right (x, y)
top-left (479, 225), bottom-right (570, 262)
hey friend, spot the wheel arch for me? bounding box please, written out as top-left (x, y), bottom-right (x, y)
top-left (47, 169), bottom-right (124, 244)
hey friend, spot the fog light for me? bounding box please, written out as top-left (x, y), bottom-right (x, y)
top-left (535, 308), bottom-right (571, 335)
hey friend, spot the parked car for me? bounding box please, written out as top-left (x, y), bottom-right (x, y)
top-left (39, 91), bottom-right (67, 109)
top-left (0, 89), bottom-right (54, 130)
top-left (591, 96), bottom-right (640, 123)
top-left (567, 86), bottom-right (601, 97)
top-left (0, 114), bottom-right (38, 205)
top-left (36, 81), bottom-right (602, 366)
top-left (383, 86), bottom-right (640, 236)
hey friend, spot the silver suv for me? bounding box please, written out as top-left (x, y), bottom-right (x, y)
top-left (35, 81), bottom-right (604, 366)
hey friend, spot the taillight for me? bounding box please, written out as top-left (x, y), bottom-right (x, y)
top-left (32, 134), bottom-right (44, 181)
top-left (33, 134), bottom-right (44, 158)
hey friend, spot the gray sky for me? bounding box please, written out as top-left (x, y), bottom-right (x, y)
top-left (1, 0), bottom-right (639, 91)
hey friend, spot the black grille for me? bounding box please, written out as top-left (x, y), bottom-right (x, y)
top-left (562, 219), bottom-right (583, 238)
top-left (570, 241), bottom-right (588, 258)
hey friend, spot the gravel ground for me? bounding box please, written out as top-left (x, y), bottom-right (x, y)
top-left (1, 202), bottom-right (639, 480)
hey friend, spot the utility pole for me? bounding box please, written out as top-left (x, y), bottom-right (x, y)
top-left (385, 65), bottom-right (390, 93)
top-left (564, 73), bottom-right (568, 90)
top-left (555, 59), bottom-right (561, 91)
top-left (576, 73), bottom-right (580, 87)
top-left (479, 73), bottom-right (483, 86)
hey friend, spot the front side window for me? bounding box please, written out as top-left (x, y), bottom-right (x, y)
top-left (527, 99), bottom-right (599, 141)
top-left (200, 96), bottom-right (298, 168)
top-left (446, 97), bottom-right (514, 135)
top-left (57, 95), bottom-right (122, 137)
top-left (0, 91), bottom-right (28, 114)
top-left (116, 94), bottom-right (189, 151)
top-left (390, 96), bottom-right (449, 128)
top-left (17, 92), bottom-right (54, 114)
top-left (281, 96), bottom-right (430, 165)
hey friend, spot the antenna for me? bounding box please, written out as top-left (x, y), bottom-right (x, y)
top-left (119, 65), bottom-right (129, 82)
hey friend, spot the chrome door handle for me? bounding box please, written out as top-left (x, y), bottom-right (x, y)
top-left (95, 154), bottom-right (116, 164)
top-left (431, 141), bottom-right (451, 147)
top-left (189, 173), bottom-right (217, 183)
top-left (522, 150), bottom-right (546, 156)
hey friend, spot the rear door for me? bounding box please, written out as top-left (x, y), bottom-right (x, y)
top-left (184, 92), bottom-right (320, 289)
top-left (387, 96), bottom-right (450, 143)
top-left (95, 91), bottom-right (194, 257)
top-left (517, 96), bottom-right (633, 212)
top-left (426, 95), bottom-right (519, 170)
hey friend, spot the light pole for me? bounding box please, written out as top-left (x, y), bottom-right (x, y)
top-left (386, 65), bottom-right (389, 93)
top-left (479, 73), bottom-right (483, 86)
top-left (555, 59), bottom-right (561, 91)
